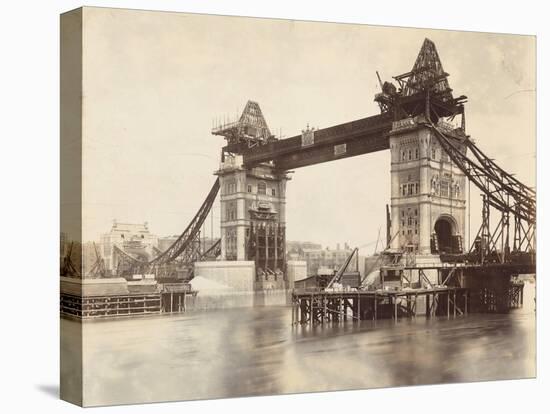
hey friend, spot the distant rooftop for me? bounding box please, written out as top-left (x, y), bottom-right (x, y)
top-left (107, 220), bottom-right (150, 234)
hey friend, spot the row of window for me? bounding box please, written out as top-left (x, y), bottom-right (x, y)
top-left (401, 148), bottom-right (420, 161)
top-left (430, 177), bottom-right (460, 198)
top-left (225, 181), bottom-right (277, 196)
top-left (400, 182), bottom-right (420, 196)
top-left (400, 180), bottom-right (460, 198)
top-left (401, 208), bottom-right (418, 218)
top-left (400, 147), bottom-right (449, 162)
top-left (401, 217), bottom-right (418, 227)
top-left (247, 183), bottom-right (276, 196)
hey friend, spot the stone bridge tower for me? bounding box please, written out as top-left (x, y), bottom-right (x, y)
top-left (212, 101), bottom-right (289, 290)
top-left (389, 116), bottom-right (466, 258)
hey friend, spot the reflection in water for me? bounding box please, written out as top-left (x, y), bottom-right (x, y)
top-left (71, 282), bottom-right (536, 406)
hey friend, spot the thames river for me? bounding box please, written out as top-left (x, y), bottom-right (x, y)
top-left (64, 281), bottom-right (536, 406)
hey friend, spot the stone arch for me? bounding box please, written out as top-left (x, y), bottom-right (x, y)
top-left (433, 214), bottom-right (457, 254)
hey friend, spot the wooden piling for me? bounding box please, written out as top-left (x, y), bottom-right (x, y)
top-left (453, 290), bottom-right (457, 317)
top-left (357, 293), bottom-right (361, 321)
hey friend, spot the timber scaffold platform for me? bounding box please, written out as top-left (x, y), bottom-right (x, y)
top-left (291, 287), bottom-right (469, 325)
top-left (60, 287), bottom-right (198, 320)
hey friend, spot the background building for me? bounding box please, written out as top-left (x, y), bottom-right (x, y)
top-left (287, 241), bottom-right (364, 277)
top-left (100, 221), bottom-right (158, 274)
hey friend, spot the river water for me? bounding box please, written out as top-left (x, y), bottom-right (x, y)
top-left (66, 281), bottom-right (536, 406)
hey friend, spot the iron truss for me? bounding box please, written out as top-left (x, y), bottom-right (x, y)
top-left (112, 178), bottom-right (221, 277)
top-left (429, 122), bottom-right (536, 263)
top-left (150, 177), bottom-right (220, 265)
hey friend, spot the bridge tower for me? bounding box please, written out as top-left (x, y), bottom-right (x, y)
top-left (385, 39), bottom-right (467, 263)
top-left (212, 101), bottom-right (290, 290)
top-left (389, 117), bottom-right (466, 257)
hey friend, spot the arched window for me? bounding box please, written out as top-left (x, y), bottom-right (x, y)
top-left (258, 181), bottom-right (266, 195)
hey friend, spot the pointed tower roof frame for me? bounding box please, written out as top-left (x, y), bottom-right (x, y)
top-left (212, 100), bottom-right (274, 148)
top-left (395, 38), bottom-right (454, 102)
top-left (385, 38), bottom-right (467, 122)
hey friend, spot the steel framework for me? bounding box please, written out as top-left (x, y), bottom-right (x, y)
top-left (430, 124), bottom-right (535, 264)
top-left (112, 178), bottom-right (221, 278)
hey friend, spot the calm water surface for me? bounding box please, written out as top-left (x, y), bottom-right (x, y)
top-left (69, 282), bottom-right (536, 406)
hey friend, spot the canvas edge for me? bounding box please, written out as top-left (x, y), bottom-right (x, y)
top-left (60, 7), bottom-right (84, 407)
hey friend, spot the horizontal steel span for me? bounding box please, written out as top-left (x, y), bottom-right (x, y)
top-left (225, 112), bottom-right (393, 170)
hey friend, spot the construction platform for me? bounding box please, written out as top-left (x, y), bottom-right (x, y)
top-left (291, 287), bottom-right (469, 325)
top-left (60, 277), bottom-right (197, 319)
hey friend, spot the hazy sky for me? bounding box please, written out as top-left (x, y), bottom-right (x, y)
top-left (81, 7), bottom-right (536, 252)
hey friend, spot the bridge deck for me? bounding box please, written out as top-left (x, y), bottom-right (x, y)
top-left (224, 113), bottom-right (393, 170)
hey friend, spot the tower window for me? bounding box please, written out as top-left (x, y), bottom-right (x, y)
top-left (258, 181), bottom-right (266, 195)
top-left (271, 188), bottom-right (276, 196)
top-left (441, 181), bottom-right (449, 197)
top-left (415, 148), bottom-right (419, 159)
top-left (247, 185), bottom-right (252, 193)
top-left (408, 150), bottom-right (412, 160)
top-left (226, 181), bottom-right (236, 194)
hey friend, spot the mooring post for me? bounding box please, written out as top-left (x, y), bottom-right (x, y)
top-left (447, 291), bottom-right (450, 318)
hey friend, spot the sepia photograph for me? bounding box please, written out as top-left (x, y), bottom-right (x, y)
top-left (57, 6), bottom-right (538, 407)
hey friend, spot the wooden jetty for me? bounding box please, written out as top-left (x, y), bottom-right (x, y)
top-left (60, 276), bottom-right (197, 320)
top-left (291, 287), bottom-right (469, 325)
top-left (60, 292), bottom-right (162, 319)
